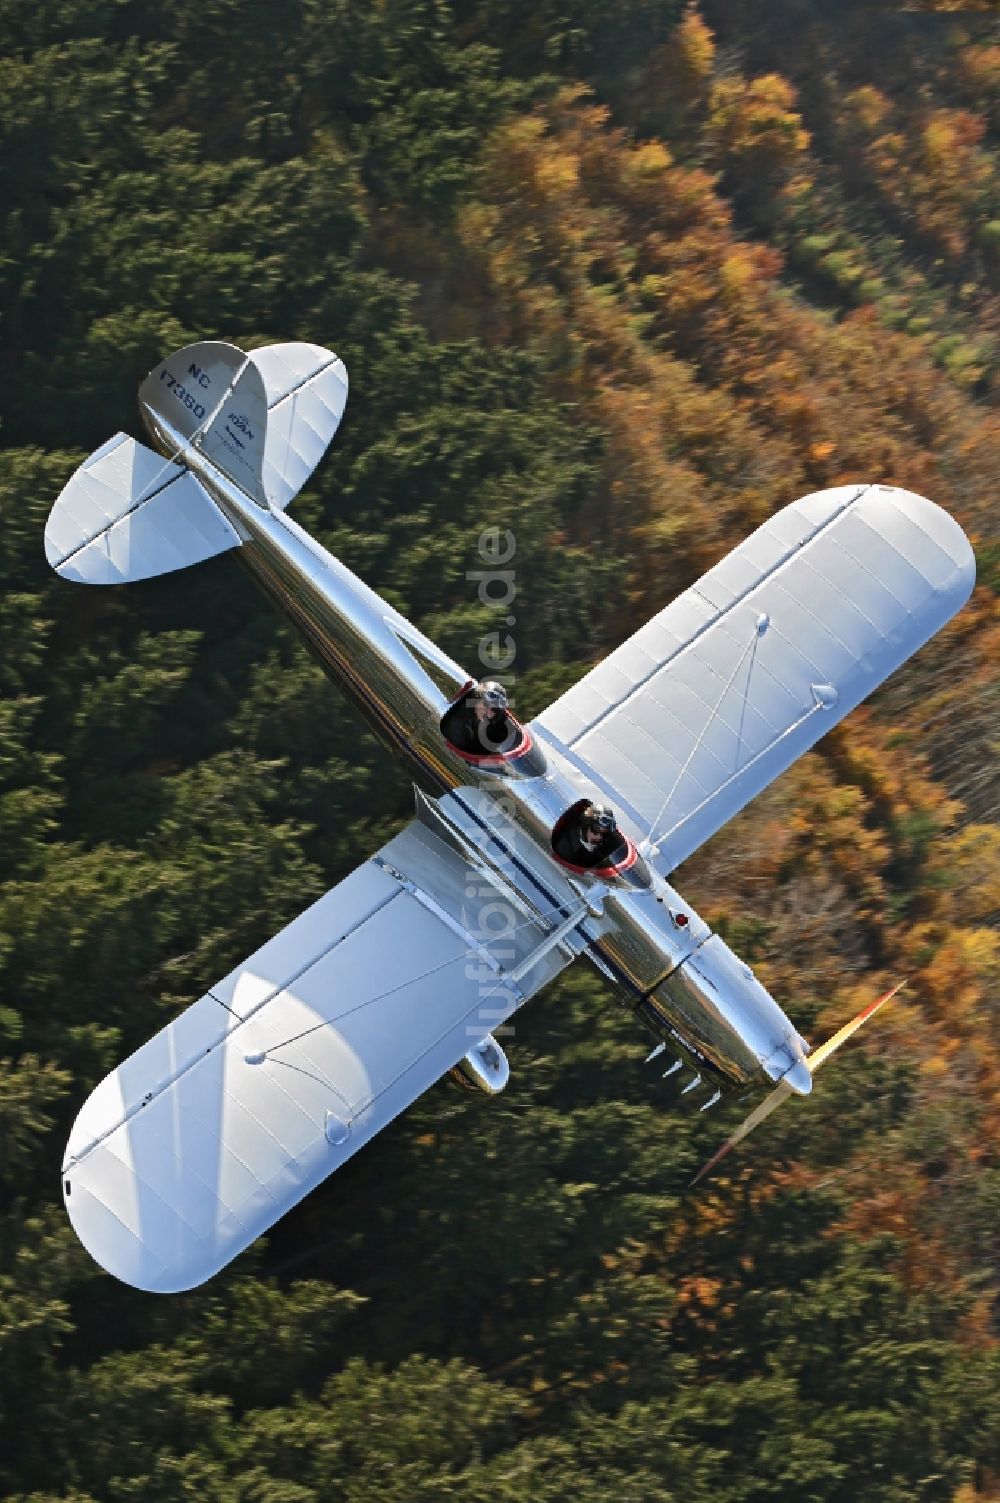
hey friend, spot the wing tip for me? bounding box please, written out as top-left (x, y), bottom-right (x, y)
top-left (877, 485), bottom-right (977, 605)
top-left (62, 1170), bottom-right (224, 1294)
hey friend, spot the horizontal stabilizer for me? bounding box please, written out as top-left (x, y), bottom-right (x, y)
top-left (249, 342), bottom-right (349, 509)
top-left (44, 433), bottom-right (241, 585)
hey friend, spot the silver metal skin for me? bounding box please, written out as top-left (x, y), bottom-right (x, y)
top-left (415, 783), bottom-right (810, 1091)
top-left (138, 404), bottom-right (811, 1100)
top-left (155, 409), bottom-right (476, 790)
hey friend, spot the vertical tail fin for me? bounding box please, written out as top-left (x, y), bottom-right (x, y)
top-left (139, 341), bottom-right (268, 503)
top-left (136, 339), bottom-right (350, 510)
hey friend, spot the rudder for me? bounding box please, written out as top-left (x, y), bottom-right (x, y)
top-left (139, 340), bottom-right (268, 504)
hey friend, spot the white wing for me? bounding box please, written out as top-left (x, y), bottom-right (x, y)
top-left (532, 485), bottom-right (975, 871)
top-left (61, 820), bottom-right (574, 1293)
top-left (249, 342), bottom-right (349, 510)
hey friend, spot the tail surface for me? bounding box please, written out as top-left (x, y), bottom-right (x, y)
top-left (43, 433), bottom-right (239, 586)
top-left (46, 340), bottom-right (348, 586)
top-left (139, 340), bottom-right (269, 503)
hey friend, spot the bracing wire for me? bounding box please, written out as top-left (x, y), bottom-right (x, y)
top-left (256, 888), bottom-right (592, 1063)
top-left (643, 623), bottom-right (761, 855)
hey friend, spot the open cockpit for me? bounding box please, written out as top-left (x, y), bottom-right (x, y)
top-left (550, 797), bottom-right (637, 876)
top-left (440, 679), bottom-right (534, 766)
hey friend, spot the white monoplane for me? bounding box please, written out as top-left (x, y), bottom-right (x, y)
top-left (46, 340), bottom-right (975, 1291)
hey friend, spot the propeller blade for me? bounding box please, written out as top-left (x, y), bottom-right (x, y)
top-left (690, 980), bottom-right (907, 1187)
top-left (690, 1078), bottom-right (794, 1185)
top-left (804, 978), bottom-right (907, 1073)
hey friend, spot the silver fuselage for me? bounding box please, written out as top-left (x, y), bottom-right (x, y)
top-left (150, 420), bottom-right (810, 1096)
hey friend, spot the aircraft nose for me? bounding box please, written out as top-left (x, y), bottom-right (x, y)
top-left (762, 1041), bottom-right (813, 1096)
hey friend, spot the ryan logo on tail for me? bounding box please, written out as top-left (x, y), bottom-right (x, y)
top-left (47, 339), bottom-right (976, 1293)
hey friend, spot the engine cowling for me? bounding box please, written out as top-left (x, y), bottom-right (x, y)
top-left (635, 928), bottom-right (812, 1095)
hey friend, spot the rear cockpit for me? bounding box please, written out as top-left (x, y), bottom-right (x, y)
top-left (441, 680), bottom-right (536, 767)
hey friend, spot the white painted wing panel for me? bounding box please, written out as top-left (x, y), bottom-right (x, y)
top-left (62, 821), bottom-right (572, 1293)
top-left (44, 433), bottom-right (241, 585)
top-left (533, 486), bottom-right (975, 872)
top-left (249, 342), bottom-right (349, 510)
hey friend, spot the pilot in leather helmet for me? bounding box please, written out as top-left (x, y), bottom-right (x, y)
top-left (444, 680), bottom-right (514, 754)
top-left (554, 802), bottom-right (624, 869)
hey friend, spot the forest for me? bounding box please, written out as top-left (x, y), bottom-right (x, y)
top-left (1, 0), bottom-right (998, 1498)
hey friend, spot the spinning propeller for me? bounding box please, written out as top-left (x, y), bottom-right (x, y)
top-left (691, 980), bottom-right (908, 1186)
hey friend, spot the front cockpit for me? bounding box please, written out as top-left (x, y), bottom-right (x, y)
top-left (551, 797), bottom-right (638, 877)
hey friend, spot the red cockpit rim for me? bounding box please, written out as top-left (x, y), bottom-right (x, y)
top-left (440, 681), bottom-right (531, 765)
top-left (447, 722), bottom-right (533, 766)
top-left (550, 797), bottom-right (638, 877)
top-left (550, 837), bottom-right (638, 879)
